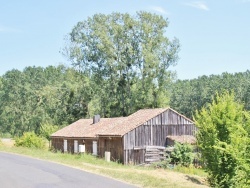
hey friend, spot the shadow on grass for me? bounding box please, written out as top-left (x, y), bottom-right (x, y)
top-left (185, 175), bottom-right (204, 185)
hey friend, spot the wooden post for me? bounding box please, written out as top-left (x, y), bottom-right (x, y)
top-left (123, 134), bottom-right (128, 165)
top-left (151, 119), bottom-right (153, 145)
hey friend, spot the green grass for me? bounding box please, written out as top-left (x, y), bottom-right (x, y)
top-left (0, 143), bottom-right (208, 188)
top-left (173, 165), bottom-right (207, 177)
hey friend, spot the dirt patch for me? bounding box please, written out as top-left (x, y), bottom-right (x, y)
top-left (1, 139), bottom-right (15, 147)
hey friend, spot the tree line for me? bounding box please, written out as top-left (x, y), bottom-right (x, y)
top-left (170, 71), bottom-right (250, 119)
top-left (1, 64), bottom-right (249, 136)
top-left (0, 66), bottom-right (88, 136)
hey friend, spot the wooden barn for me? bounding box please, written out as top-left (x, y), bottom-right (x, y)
top-left (51, 108), bottom-right (196, 165)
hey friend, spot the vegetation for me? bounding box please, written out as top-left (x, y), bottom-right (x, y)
top-left (195, 92), bottom-right (250, 187)
top-left (170, 71), bottom-right (250, 119)
top-left (15, 132), bottom-right (46, 149)
top-left (170, 142), bottom-right (195, 167)
top-left (64, 11), bottom-right (179, 117)
top-left (39, 123), bottom-right (59, 141)
top-left (0, 66), bottom-right (87, 136)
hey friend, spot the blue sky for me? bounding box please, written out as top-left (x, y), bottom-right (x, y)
top-left (0, 0), bottom-right (249, 80)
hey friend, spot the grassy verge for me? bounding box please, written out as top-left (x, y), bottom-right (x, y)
top-left (0, 141), bottom-right (208, 188)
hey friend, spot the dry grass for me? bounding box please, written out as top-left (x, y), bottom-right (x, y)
top-left (0, 139), bottom-right (208, 188)
top-left (0, 138), bottom-right (14, 147)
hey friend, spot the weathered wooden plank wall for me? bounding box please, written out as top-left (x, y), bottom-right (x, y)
top-left (123, 109), bottom-right (197, 164)
top-left (98, 137), bottom-right (123, 163)
top-left (51, 137), bottom-right (96, 153)
top-left (51, 137), bottom-right (64, 151)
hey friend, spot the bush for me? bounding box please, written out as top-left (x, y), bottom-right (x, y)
top-left (195, 92), bottom-right (250, 187)
top-left (39, 123), bottom-right (59, 141)
top-left (15, 132), bottom-right (45, 149)
top-left (152, 157), bottom-right (172, 169)
top-left (170, 142), bottom-right (194, 167)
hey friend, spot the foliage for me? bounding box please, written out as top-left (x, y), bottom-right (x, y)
top-left (64, 11), bottom-right (179, 117)
top-left (151, 154), bottom-right (172, 169)
top-left (15, 132), bottom-right (45, 149)
top-left (195, 92), bottom-right (250, 187)
top-left (170, 142), bottom-right (194, 167)
top-left (170, 71), bottom-right (250, 119)
top-left (39, 123), bottom-right (59, 141)
top-left (152, 161), bottom-right (171, 169)
top-left (0, 65), bottom-right (89, 136)
top-left (0, 132), bottom-right (12, 138)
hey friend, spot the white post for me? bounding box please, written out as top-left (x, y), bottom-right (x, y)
top-left (79, 145), bottom-right (85, 153)
top-left (63, 140), bottom-right (67, 152)
top-left (93, 141), bottom-right (97, 155)
top-left (74, 140), bottom-right (78, 153)
top-left (105, 151), bottom-right (111, 162)
top-left (151, 119), bottom-right (153, 145)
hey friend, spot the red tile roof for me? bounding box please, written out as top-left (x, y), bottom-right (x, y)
top-left (97, 108), bottom-right (168, 136)
top-left (51, 117), bottom-right (125, 138)
top-left (51, 108), bottom-right (194, 138)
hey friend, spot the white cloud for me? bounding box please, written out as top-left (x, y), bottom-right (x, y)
top-left (150, 6), bottom-right (169, 15)
top-left (184, 1), bottom-right (209, 11)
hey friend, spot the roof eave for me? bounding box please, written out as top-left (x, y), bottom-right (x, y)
top-left (97, 134), bottom-right (122, 138)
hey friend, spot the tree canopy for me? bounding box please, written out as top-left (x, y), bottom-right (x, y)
top-left (170, 71), bottom-right (250, 119)
top-left (0, 65), bottom-right (88, 136)
top-left (64, 11), bottom-right (180, 117)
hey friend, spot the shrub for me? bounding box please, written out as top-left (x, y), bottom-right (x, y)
top-left (39, 123), bottom-right (59, 141)
top-left (195, 92), bottom-right (250, 187)
top-left (170, 142), bottom-right (194, 167)
top-left (152, 156), bottom-right (172, 169)
top-left (15, 132), bottom-right (45, 149)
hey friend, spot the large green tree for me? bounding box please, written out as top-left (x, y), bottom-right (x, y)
top-left (64, 11), bottom-right (180, 117)
top-left (195, 92), bottom-right (250, 187)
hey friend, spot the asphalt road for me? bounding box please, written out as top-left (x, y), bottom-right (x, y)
top-left (0, 152), bottom-right (137, 188)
